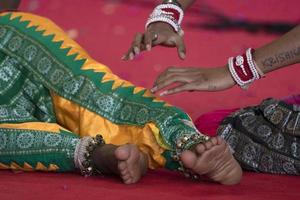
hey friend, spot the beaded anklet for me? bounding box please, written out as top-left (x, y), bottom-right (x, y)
top-left (74, 135), bottom-right (105, 177)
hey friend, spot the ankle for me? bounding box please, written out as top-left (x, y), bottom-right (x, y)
top-left (92, 144), bottom-right (118, 175)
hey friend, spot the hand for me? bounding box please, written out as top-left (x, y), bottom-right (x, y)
top-left (151, 66), bottom-right (236, 96)
top-left (122, 22), bottom-right (186, 60)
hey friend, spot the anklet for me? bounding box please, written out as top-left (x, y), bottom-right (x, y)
top-left (74, 134), bottom-right (105, 177)
top-left (173, 133), bottom-right (209, 179)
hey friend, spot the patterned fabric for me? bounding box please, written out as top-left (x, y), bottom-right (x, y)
top-left (218, 98), bottom-right (300, 175)
top-left (0, 128), bottom-right (79, 172)
top-left (0, 11), bottom-right (207, 172)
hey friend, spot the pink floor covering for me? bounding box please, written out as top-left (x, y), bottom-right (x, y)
top-left (1, 0), bottom-right (300, 199)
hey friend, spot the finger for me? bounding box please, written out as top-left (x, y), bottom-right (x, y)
top-left (144, 31), bottom-right (157, 51)
top-left (153, 74), bottom-right (190, 93)
top-left (122, 33), bottom-right (143, 60)
top-left (151, 70), bottom-right (176, 92)
top-left (160, 84), bottom-right (192, 96)
top-left (151, 68), bottom-right (172, 90)
top-left (152, 71), bottom-right (186, 92)
top-left (166, 66), bottom-right (198, 73)
top-left (152, 33), bottom-right (166, 46)
top-left (153, 70), bottom-right (197, 91)
top-left (122, 47), bottom-right (134, 60)
top-left (152, 66), bottom-right (186, 87)
top-left (131, 33), bottom-right (143, 55)
top-left (175, 37), bottom-right (186, 59)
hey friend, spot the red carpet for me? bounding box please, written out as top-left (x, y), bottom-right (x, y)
top-left (1, 170), bottom-right (300, 200)
top-left (1, 0), bottom-right (300, 199)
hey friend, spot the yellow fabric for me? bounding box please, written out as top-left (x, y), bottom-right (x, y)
top-left (0, 122), bottom-right (67, 133)
top-left (0, 12), bottom-right (170, 169)
top-left (0, 161), bottom-right (59, 172)
top-left (51, 93), bottom-right (166, 169)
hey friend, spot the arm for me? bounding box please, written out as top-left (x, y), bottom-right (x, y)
top-left (255, 25), bottom-right (300, 74)
top-left (151, 25), bottom-right (300, 95)
top-left (0, 0), bottom-right (21, 11)
top-left (122, 0), bottom-right (196, 60)
top-left (174, 0), bottom-right (195, 10)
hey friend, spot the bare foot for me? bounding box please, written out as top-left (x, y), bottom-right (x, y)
top-left (115, 144), bottom-right (148, 184)
top-left (92, 144), bottom-right (148, 184)
top-left (180, 137), bottom-right (242, 185)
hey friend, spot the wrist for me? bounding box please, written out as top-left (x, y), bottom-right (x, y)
top-left (223, 65), bottom-right (236, 86)
top-left (162, 0), bottom-right (183, 8)
top-left (227, 48), bottom-right (263, 89)
top-left (146, 2), bottom-right (184, 36)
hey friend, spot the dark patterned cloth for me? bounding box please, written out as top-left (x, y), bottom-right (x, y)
top-left (217, 98), bottom-right (300, 175)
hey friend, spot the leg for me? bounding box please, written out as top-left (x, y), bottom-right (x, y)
top-left (0, 122), bottom-right (147, 184)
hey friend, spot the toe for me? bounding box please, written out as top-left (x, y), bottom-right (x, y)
top-left (204, 141), bottom-right (213, 150)
top-left (118, 161), bottom-right (127, 171)
top-left (195, 144), bottom-right (206, 155)
top-left (216, 136), bottom-right (225, 145)
top-left (115, 145), bottom-right (131, 161)
top-left (210, 137), bottom-right (218, 145)
top-left (180, 150), bottom-right (197, 169)
top-left (120, 168), bottom-right (128, 176)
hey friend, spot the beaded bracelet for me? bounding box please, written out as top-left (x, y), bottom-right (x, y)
top-left (146, 3), bottom-right (184, 36)
top-left (74, 134), bottom-right (105, 177)
top-left (228, 48), bottom-right (264, 89)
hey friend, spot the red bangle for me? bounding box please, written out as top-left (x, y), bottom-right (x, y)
top-left (161, 8), bottom-right (180, 22)
top-left (228, 48), bottom-right (262, 89)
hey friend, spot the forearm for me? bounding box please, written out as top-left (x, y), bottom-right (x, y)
top-left (254, 25), bottom-right (300, 74)
top-left (162, 0), bottom-right (196, 10)
top-left (177, 0), bottom-right (196, 10)
top-left (0, 0), bottom-right (21, 11)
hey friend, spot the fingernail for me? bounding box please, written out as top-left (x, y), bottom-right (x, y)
top-left (129, 53), bottom-right (134, 60)
top-left (134, 47), bottom-right (140, 54)
top-left (159, 91), bottom-right (168, 96)
top-left (146, 44), bottom-right (151, 51)
top-left (121, 55), bottom-right (126, 60)
top-left (180, 52), bottom-right (186, 59)
top-left (151, 86), bottom-right (157, 93)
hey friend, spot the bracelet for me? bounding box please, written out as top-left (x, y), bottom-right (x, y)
top-left (146, 3), bottom-right (184, 36)
top-left (228, 48), bottom-right (263, 89)
top-left (74, 134), bottom-right (105, 177)
top-left (146, 14), bottom-right (183, 35)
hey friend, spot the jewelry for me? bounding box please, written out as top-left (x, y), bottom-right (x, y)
top-left (146, 3), bottom-right (184, 36)
top-left (74, 134), bottom-right (105, 177)
top-left (228, 48), bottom-right (264, 89)
top-left (173, 132), bottom-right (209, 179)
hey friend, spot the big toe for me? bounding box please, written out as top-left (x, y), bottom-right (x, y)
top-left (181, 150), bottom-right (197, 169)
top-left (115, 145), bottom-right (131, 161)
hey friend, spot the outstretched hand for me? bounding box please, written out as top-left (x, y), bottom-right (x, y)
top-left (122, 22), bottom-right (186, 60)
top-left (151, 66), bottom-right (236, 96)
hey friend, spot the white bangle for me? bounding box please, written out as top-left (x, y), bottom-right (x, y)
top-left (228, 48), bottom-right (262, 90)
top-left (155, 4), bottom-right (184, 24)
top-left (146, 3), bottom-right (184, 36)
top-left (146, 14), bottom-right (183, 35)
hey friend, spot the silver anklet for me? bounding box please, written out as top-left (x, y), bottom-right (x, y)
top-left (74, 135), bottom-right (105, 177)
